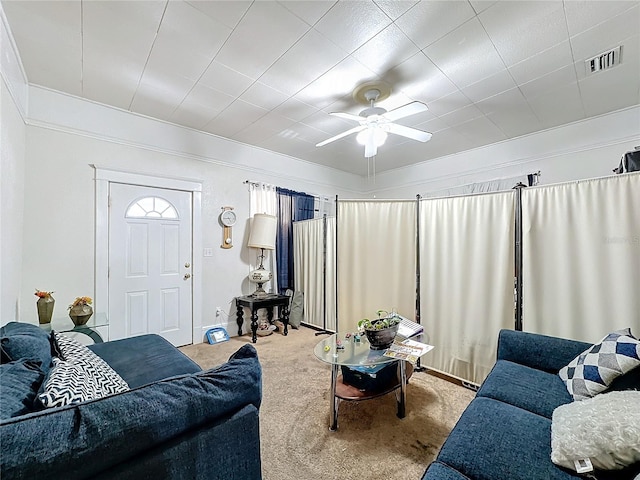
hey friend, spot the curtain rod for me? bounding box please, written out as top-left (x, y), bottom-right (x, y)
top-left (243, 179), bottom-right (330, 201)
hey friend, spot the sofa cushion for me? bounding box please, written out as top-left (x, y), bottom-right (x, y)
top-left (0, 322), bottom-right (53, 374)
top-left (551, 390), bottom-right (640, 472)
top-left (558, 328), bottom-right (640, 401)
top-left (436, 397), bottom-right (581, 480)
top-left (89, 334), bottom-right (201, 388)
top-left (0, 359), bottom-right (45, 419)
top-left (477, 360), bottom-right (572, 418)
top-left (0, 344), bottom-right (261, 480)
top-left (422, 461), bottom-right (471, 480)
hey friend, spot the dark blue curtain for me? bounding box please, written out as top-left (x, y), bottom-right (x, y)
top-left (276, 188), bottom-right (315, 294)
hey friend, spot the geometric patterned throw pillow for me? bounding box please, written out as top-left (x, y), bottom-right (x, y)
top-left (38, 333), bottom-right (129, 408)
top-left (558, 328), bottom-right (640, 401)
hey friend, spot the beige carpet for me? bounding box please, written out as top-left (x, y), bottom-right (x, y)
top-left (180, 326), bottom-right (475, 480)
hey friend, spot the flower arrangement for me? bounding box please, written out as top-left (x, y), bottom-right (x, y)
top-left (69, 296), bottom-right (92, 309)
top-left (35, 289), bottom-right (54, 299)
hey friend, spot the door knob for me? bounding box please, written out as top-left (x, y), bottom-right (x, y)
top-left (184, 273), bottom-right (191, 280)
top-left (184, 262), bottom-right (191, 268)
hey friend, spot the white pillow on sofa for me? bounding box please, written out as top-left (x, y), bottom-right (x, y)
top-left (551, 390), bottom-right (640, 471)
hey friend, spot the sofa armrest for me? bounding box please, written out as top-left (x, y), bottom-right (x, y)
top-left (496, 329), bottom-right (591, 373)
top-left (0, 344), bottom-right (261, 480)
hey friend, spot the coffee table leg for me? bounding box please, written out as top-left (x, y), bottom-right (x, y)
top-left (250, 309), bottom-right (259, 344)
top-left (329, 363), bottom-right (339, 431)
top-left (397, 360), bottom-right (407, 418)
top-left (281, 304), bottom-right (289, 336)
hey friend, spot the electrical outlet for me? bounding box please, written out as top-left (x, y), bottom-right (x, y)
top-left (216, 307), bottom-right (221, 316)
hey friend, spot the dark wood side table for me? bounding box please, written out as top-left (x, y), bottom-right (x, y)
top-left (235, 294), bottom-right (290, 343)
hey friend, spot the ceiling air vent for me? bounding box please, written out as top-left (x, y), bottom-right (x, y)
top-left (585, 46), bottom-right (622, 75)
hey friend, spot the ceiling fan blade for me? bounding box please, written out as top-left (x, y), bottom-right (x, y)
top-left (383, 101), bottom-right (428, 122)
top-left (330, 112), bottom-right (363, 122)
top-left (386, 123), bottom-right (432, 142)
top-left (315, 125), bottom-right (366, 147)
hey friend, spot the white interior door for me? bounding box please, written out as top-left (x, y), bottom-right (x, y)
top-left (108, 183), bottom-right (193, 346)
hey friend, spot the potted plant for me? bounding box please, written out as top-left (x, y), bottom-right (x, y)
top-left (69, 296), bottom-right (93, 326)
top-left (357, 310), bottom-right (401, 350)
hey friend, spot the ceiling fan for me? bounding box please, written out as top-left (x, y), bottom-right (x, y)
top-left (316, 83), bottom-right (433, 158)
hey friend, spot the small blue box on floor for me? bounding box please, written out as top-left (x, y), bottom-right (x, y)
top-left (206, 327), bottom-right (230, 344)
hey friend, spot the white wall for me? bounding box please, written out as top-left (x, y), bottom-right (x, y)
top-left (371, 106), bottom-right (640, 198)
top-left (18, 89), bottom-right (360, 339)
top-left (0, 7), bottom-right (27, 322)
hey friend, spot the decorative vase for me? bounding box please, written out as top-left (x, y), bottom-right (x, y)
top-left (69, 304), bottom-right (93, 326)
top-left (37, 297), bottom-right (55, 324)
top-left (364, 322), bottom-right (400, 350)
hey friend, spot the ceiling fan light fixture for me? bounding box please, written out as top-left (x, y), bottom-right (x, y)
top-left (356, 127), bottom-right (387, 147)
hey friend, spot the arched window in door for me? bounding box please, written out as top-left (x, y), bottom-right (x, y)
top-left (125, 197), bottom-right (178, 219)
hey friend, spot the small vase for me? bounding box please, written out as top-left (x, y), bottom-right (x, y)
top-left (69, 304), bottom-right (93, 326)
top-left (37, 297), bottom-right (55, 324)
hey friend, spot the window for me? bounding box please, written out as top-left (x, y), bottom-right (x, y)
top-left (125, 197), bottom-right (178, 219)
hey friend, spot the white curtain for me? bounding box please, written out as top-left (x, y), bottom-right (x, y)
top-left (419, 192), bottom-right (516, 384)
top-left (293, 217), bottom-right (336, 331)
top-left (522, 173), bottom-right (640, 342)
top-left (248, 182), bottom-right (278, 293)
top-left (337, 200), bottom-right (416, 332)
top-left (423, 173), bottom-right (536, 198)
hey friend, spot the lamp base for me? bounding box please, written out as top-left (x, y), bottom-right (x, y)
top-left (251, 283), bottom-right (270, 298)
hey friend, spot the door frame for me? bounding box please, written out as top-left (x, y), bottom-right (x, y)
top-left (94, 166), bottom-right (203, 343)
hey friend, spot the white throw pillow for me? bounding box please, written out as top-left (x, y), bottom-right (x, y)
top-left (551, 390), bottom-right (640, 471)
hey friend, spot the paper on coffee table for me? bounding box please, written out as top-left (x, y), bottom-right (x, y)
top-left (383, 338), bottom-right (434, 364)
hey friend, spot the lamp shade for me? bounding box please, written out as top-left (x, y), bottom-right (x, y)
top-left (247, 214), bottom-right (277, 250)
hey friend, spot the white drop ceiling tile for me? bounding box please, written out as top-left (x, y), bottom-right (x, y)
top-left (145, 38), bottom-right (213, 83)
top-left (569, 5), bottom-right (640, 61)
top-left (300, 110), bottom-right (357, 135)
top-left (426, 90), bottom-right (473, 117)
top-left (313, 1), bottom-right (391, 53)
top-left (137, 71), bottom-right (195, 100)
top-left (453, 116), bottom-right (507, 144)
top-left (352, 23), bottom-right (420, 76)
top-left (180, 83), bottom-right (235, 114)
top-left (185, 1), bottom-right (252, 29)
top-left (220, 99), bottom-right (269, 125)
top-left (439, 104), bottom-right (485, 128)
top-left (373, 0), bottom-right (418, 20)
top-left (240, 82), bottom-right (290, 111)
top-left (288, 122), bottom-right (332, 144)
top-left (564, 1), bottom-right (638, 37)
top-left (232, 122), bottom-right (282, 145)
top-left (130, 85), bottom-right (183, 121)
top-left (461, 69), bottom-right (517, 103)
top-left (215, 1), bottom-right (310, 79)
top-left (480, 89), bottom-right (542, 137)
top-left (294, 56), bottom-right (377, 109)
top-left (81, 63), bottom-right (140, 110)
top-left (394, 1), bottom-right (475, 49)
top-left (527, 82), bottom-right (585, 129)
top-left (258, 29), bottom-right (347, 96)
top-left (278, 0), bottom-right (337, 25)
top-left (272, 98), bottom-right (320, 122)
top-left (199, 61), bottom-right (255, 96)
top-left (170, 103), bottom-right (220, 130)
top-left (424, 18), bottom-right (506, 89)
top-left (201, 116), bottom-right (246, 139)
top-left (391, 53), bottom-right (459, 103)
top-left (479, 0), bottom-right (568, 66)
top-left (519, 65), bottom-right (578, 100)
top-left (415, 115), bottom-right (454, 134)
top-left (508, 41), bottom-right (574, 85)
top-left (579, 35), bottom-right (640, 117)
top-left (160, 1), bottom-right (232, 57)
top-left (252, 112), bottom-right (298, 134)
top-left (469, 1), bottom-right (498, 14)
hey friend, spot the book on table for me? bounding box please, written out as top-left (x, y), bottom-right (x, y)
top-left (396, 315), bottom-right (424, 339)
top-left (383, 338), bottom-right (434, 365)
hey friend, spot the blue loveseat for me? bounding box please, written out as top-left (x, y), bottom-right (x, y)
top-left (422, 329), bottom-right (640, 480)
top-left (0, 322), bottom-right (262, 480)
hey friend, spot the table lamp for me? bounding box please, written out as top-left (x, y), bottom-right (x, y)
top-left (247, 213), bottom-right (277, 298)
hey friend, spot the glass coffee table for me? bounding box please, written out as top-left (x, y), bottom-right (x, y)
top-left (314, 332), bottom-right (415, 431)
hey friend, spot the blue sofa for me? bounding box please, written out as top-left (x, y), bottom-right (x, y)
top-left (0, 322), bottom-right (262, 480)
top-left (422, 329), bottom-right (640, 480)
